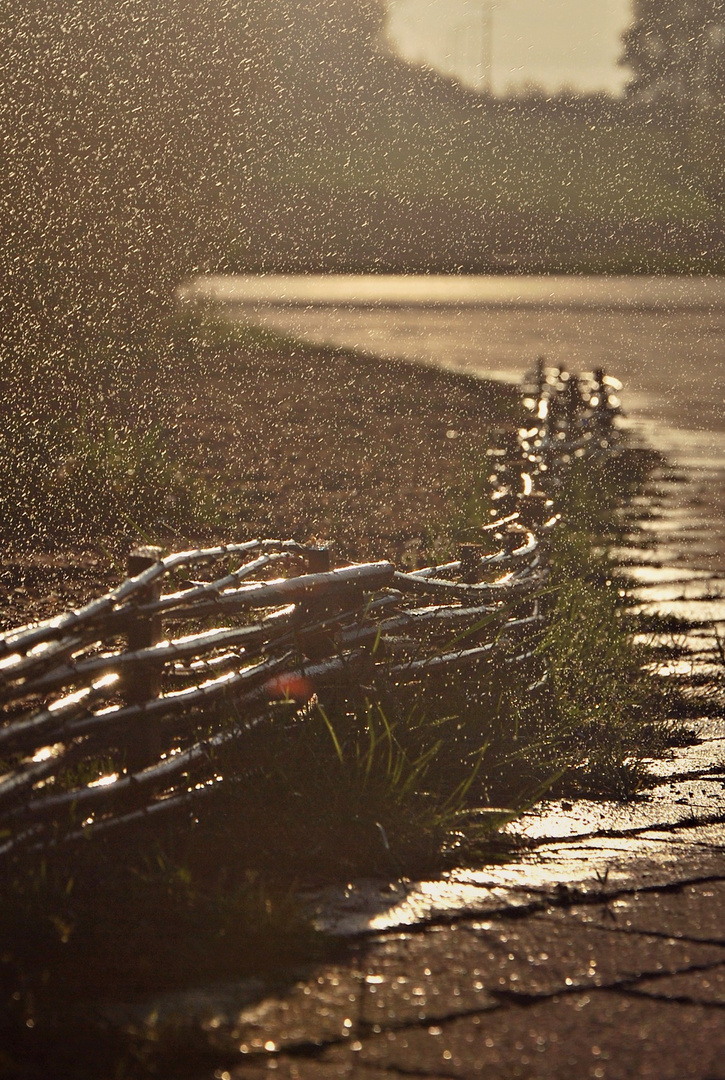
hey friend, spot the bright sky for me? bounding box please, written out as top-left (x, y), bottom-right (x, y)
top-left (385, 0), bottom-right (634, 96)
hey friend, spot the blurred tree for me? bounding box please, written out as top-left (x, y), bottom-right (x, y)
top-left (623, 0), bottom-right (725, 105)
top-left (0, 0), bottom-right (389, 369)
top-left (622, 0), bottom-right (725, 200)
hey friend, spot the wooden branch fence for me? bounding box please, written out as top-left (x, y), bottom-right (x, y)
top-left (0, 364), bottom-right (623, 861)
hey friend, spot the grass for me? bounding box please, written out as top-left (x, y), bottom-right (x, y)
top-left (0, 841), bottom-right (324, 1079)
top-left (0, 316), bottom-right (325, 555)
top-left (189, 696), bottom-right (498, 881)
top-left (229, 102), bottom-right (725, 275)
top-left (0, 413), bottom-right (215, 552)
top-left (533, 449), bottom-right (676, 796)
top-left (0, 334), bottom-right (225, 554)
top-left (281, 111), bottom-right (713, 224)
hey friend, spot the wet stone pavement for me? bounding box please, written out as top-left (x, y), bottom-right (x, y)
top-left (108, 807), bottom-right (725, 1079)
top-left (98, 454), bottom-right (725, 1079)
top-left (114, 866), bottom-right (725, 1079)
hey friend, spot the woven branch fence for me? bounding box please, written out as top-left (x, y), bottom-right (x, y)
top-left (0, 364), bottom-right (623, 861)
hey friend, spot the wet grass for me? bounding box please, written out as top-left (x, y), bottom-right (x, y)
top-left (532, 449), bottom-right (674, 797)
top-left (0, 314), bottom-right (519, 564)
top-left (0, 413), bottom-right (216, 553)
top-left (230, 104), bottom-right (725, 276)
top-left (0, 838), bottom-right (326, 1079)
top-left (160, 310), bottom-right (520, 566)
top-left (0, 336), bottom-right (221, 554)
top-left (0, 316), bottom-right (315, 555)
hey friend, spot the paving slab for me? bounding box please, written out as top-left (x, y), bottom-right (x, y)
top-left (358, 929), bottom-right (500, 1027)
top-left (512, 784), bottom-right (725, 842)
top-left (179, 846), bottom-right (725, 1079)
top-left (219, 993), bottom-right (725, 1079)
top-left (631, 963), bottom-right (725, 1005)
top-left (634, 597), bottom-right (725, 622)
top-left (647, 736), bottom-right (725, 779)
top-left (633, 579), bottom-right (725, 602)
top-left (310, 830), bottom-right (725, 937)
top-left (567, 881), bottom-right (725, 944)
top-left (320, 992), bottom-right (725, 1079)
top-left (307, 877), bottom-right (543, 937)
top-left (169, 880), bottom-right (725, 1078)
top-left (354, 917), bottom-right (725, 1007)
top-left (464, 915), bottom-right (725, 996)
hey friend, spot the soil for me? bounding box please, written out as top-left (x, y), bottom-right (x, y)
top-left (170, 338), bottom-right (518, 562)
top-left (0, 340), bottom-right (517, 632)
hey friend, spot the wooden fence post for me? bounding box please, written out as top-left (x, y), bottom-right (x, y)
top-left (305, 547), bottom-right (331, 574)
top-left (297, 547), bottom-right (335, 660)
top-left (458, 543), bottom-right (482, 583)
top-left (535, 355), bottom-right (546, 399)
top-left (518, 492), bottom-right (549, 529)
top-left (125, 545), bottom-right (163, 774)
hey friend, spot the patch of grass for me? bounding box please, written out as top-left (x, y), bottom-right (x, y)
top-left (175, 696), bottom-right (496, 882)
top-left (531, 449), bottom-right (679, 797)
top-left (0, 415), bottom-right (214, 552)
top-left (535, 576), bottom-right (653, 798)
top-left (0, 332), bottom-right (228, 554)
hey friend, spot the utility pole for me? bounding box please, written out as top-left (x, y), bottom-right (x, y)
top-left (478, 0), bottom-right (495, 95)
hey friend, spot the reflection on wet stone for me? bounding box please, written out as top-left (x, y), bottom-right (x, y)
top-left (360, 928), bottom-right (500, 1026)
top-left (362, 916), bottom-right (725, 1005)
top-left (575, 882), bottom-right (725, 944)
top-left (200, 882), bottom-right (725, 1079)
top-left (203, 969), bottom-right (360, 1055)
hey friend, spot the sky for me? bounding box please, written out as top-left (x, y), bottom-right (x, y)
top-left (385, 0), bottom-right (634, 96)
